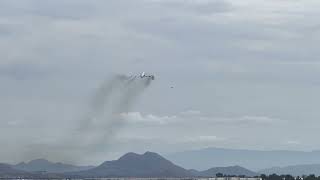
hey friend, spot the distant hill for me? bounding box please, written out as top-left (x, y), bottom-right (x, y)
top-left (69, 152), bottom-right (193, 178)
top-left (0, 163), bottom-right (24, 174)
top-left (0, 163), bottom-right (35, 178)
top-left (259, 164), bottom-right (320, 176)
top-left (166, 147), bottom-right (320, 171)
top-left (13, 159), bottom-right (94, 173)
top-left (195, 166), bottom-right (258, 177)
top-left (0, 160), bottom-right (259, 179)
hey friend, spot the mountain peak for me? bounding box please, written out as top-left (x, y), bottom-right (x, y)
top-left (144, 151), bottom-right (156, 155)
top-left (143, 151), bottom-right (162, 157)
top-left (118, 152), bottom-right (140, 161)
top-left (118, 152), bottom-right (164, 162)
top-left (74, 151), bottom-right (192, 178)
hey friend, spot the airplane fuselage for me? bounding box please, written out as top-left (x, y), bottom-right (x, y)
top-left (140, 72), bottom-right (155, 80)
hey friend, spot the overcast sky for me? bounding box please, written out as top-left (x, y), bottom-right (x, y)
top-left (1, 0), bottom-right (320, 165)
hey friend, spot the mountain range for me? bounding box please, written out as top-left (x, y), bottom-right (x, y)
top-left (13, 158), bottom-right (94, 173)
top-left (66, 152), bottom-right (257, 178)
top-left (0, 151), bottom-right (256, 178)
top-left (2, 148), bottom-right (320, 178)
top-left (166, 147), bottom-right (320, 171)
top-left (0, 163), bottom-right (28, 177)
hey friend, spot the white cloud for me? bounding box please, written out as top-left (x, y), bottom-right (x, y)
top-left (120, 112), bottom-right (179, 125)
top-left (120, 111), bottom-right (281, 126)
top-left (286, 140), bottom-right (301, 145)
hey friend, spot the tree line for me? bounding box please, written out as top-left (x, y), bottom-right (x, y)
top-left (261, 174), bottom-right (320, 180)
top-left (215, 173), bottom-right (320, 180)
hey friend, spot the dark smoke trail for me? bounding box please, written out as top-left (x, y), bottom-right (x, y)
top-left (76, 75), bottom-right (128, 133)
top-left (76, 75), bottom-right (152, 156)
top-left (90, 78), bottom-right (152, 149)
top-left (19, 74), bottom-right (153, 163)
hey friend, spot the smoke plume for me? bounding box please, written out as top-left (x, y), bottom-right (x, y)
top-left (74, 74), bottom-right (152, 150)
top-left (20, 74), bottom-right (152, 163)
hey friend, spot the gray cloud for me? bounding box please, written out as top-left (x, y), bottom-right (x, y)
top-left (1, 0), bottom-right (320, 165)
top-left (0, 0), bottom-right (96, 19)
top-left (151, 0), bottom-right (233, 14)
top-left (0, 63), bottom-right (52, 80)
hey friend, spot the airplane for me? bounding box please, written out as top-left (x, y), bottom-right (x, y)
top-left (140, 72), bottom-right (155, 80)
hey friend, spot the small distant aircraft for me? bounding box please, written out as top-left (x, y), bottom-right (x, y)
top-left (140, 72), bottom-right (155, 80)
